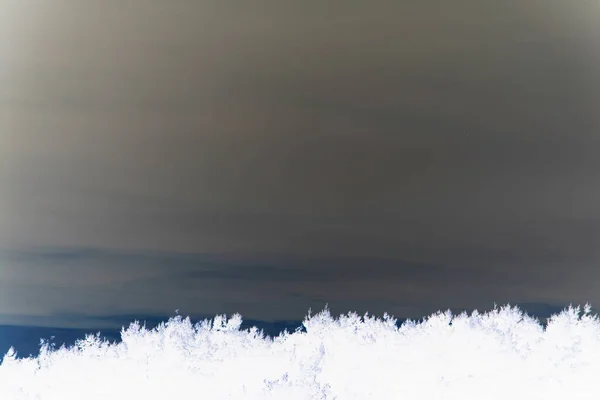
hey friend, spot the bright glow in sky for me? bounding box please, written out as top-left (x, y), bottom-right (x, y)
top-left (1, 304), bottom-right (599, 399)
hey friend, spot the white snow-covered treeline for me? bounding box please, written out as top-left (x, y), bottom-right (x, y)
top-left (1, 303), bottom-right (599, 399)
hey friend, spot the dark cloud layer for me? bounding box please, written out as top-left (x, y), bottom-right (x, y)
top-left (2, 0), bottom-right (600, 325)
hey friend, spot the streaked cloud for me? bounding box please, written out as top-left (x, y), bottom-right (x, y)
top-left (2, 1), bottom-right (600, 325)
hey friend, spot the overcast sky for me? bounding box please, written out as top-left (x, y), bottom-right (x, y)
top-left (2, 0), bottom-right (600, 328)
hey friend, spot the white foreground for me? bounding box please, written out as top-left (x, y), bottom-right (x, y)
top-left (1, 304), bottom-right (599, 399)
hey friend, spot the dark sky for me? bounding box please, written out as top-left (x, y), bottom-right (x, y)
top-left (2, 0), bottom-right (600, 329)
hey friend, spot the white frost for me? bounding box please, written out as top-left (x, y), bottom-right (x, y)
top-left (1, 304), bottom-right (599, 399)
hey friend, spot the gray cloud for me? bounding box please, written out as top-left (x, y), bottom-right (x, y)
top-left (2, 0), bottom-right (600, 324)
top-left (0, 248), bottom-right (594, 327)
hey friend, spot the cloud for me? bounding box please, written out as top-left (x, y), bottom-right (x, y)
top-left (3, 0), bottom-right (600, 255)
top-left (2, 1), bottom-right (600, 326)
top-left (0, 247), bottom-right (596, 328)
